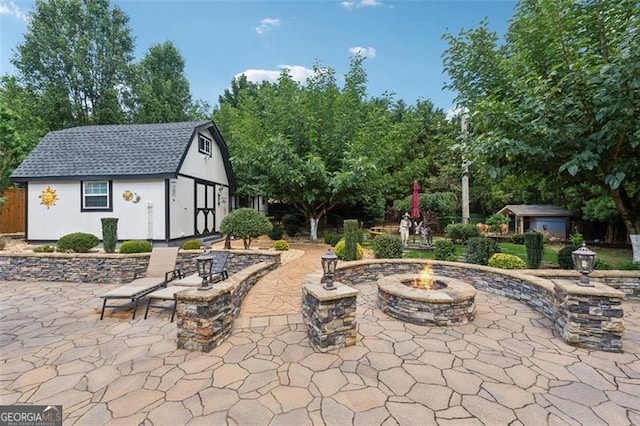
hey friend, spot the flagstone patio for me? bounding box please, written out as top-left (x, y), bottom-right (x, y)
top-left (1, 244), bottom-right (639, 425)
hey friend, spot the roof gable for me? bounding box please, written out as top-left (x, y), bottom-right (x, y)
top-left (10, 121), bottom-right (215, 181)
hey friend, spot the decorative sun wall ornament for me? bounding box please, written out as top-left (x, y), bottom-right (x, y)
top-left (39, 186), bottom-right (58, 209)
top-left (122, 190), bottom-right (133, 201)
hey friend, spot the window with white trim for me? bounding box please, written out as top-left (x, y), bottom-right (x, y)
top-left (198, 134), bottom-right (212, 156)
top-left (82, 181), bottom-right (111, 210)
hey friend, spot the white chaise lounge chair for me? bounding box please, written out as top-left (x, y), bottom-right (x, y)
top-left (99, 247), bottom-right (181, 320)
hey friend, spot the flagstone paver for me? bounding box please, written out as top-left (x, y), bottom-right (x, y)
top-left (1, 242), bottom-right (640, 424)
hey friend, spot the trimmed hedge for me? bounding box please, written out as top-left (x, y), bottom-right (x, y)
top-left (465, 237), bottom-right (501, 265)
top-left (488, 253), bottom-right (526, 269)
top-left (182, 239), bottom-right (202, 250)
top-left (272, 240), bottom-right (290, 251)
top-left (335, 238), bottom-right (363, 261)
top-left (57, 232), bottom-right (99, 253)
top-left (373, 234), bottom-right (403, 259)
top-left (434, 239), bottom-right (457, 261)
top-left (119, 240), bottom-right (153, 254)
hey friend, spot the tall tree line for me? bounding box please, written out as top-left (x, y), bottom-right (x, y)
top-left (0, 0), bottom-right (208, 198)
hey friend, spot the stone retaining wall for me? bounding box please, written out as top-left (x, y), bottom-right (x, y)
top-left (176, 262), bottom-right (278, 352)
top-left (327, 259), bottom-right (625, 353)
top-left (523, 269), bottom-right (640, 299)
top-left (0, 249), bottom-right (281, 284)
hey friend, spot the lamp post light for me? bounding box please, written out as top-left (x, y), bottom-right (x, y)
top-left (196, 250), bottom-right (215, 290)
top-left (572, 243), bottom-right (597, 287)
top-left (321, 249), bottom-right (338, 290)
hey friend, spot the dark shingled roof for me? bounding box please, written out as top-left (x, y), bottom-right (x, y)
top-left (498, 204), bottom-right (571, 217)
top-left (11, 121), bottom-right (235, 188)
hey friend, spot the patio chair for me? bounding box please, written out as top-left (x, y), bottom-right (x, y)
top-left (99, 247), bottom-right (181, 320)
top-left (143, 251), bottom-right (230, 321)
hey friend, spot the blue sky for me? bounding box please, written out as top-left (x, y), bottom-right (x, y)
top-left (1, 0), bottom-right (516, 114)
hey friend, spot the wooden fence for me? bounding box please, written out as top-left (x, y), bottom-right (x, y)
top-left (0, 188), bottom-right (25, 233)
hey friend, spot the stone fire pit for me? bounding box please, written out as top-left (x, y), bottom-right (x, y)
top-left (377, 273), bottom-right (476, 326)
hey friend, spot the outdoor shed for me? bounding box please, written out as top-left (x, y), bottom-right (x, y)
top-left (497, 204), bottom-right (571, 238)
top-left (10, 121), bottom-right (236, 245)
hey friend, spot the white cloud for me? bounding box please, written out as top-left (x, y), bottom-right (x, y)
top-left (234, 65), bottom-right (315, 85)
top-left (349, 46), bottom-right (376, 59)
top-left (255, 17), bottom-right (281, 35)
top-left (446, 105), bottom-right (468, 121)
top-left (340, 0), bottom-right (384, 10)
top-left (0, 1), bottom-right (29, 22)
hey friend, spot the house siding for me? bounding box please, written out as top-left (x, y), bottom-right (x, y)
top-left (28, 180), bottom-right (167, 241)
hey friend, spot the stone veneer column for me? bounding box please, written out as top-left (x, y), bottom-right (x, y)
top-left (302, 282), bottom-right (358, 352)
top-left (553, 279), bottom-right (625, 353)
top-left (176, 283), bottom-right (234, 352)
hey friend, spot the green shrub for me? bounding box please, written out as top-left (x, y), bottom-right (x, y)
top-left (323, 232), bottom-right (335, 245)
top-left (335, 238), bottom-right (363, 260)
top-left (101, 217), bottom-right (118, 253)
top-left (344, 219), bottom-right (359, 261)
top-left (182, 239), bottom-right (202, 250)
top-left (373, 234), bottom-right (403, 259)
top-left (119, 240), bottom-right (153, 253)
top-left (282, 213), bottom-right (302, 227)
top-left (434, 239), bottom-right (457, 261)
top-left (268, 225), bottom-right (284, 240)
top-left (510, 233), bottom-right (525, 244)
top-left (272, 239), bottom-right (290, 251)
top-left (330, 234), bottom-right (343, 246)
top-left (488, 253), bottom-right (526, 269)
top-left (57, 232), bottom-right (99, 253)
top-left (221, 208), bottom-right (273, 249)
top-left (0, 237), bottom-right (6, 250)
top-left (486, 213), bottom-right (509, 233)
top-left (524, 232), bottom-right (544, 269)
top-left (33, 245), bottom-right (56, 253)
top-left (285, 223), bottom-right (299, 237)
top-left (594, 259), bottom-right (612, 270)
top-left (569, 231), bottom-right (584, 246)
top-left (445, 223), bottom-right (479, 244)
top-left (465, 237), bottom-right (501, 265)
top-left (619, 261), bottom-right (640, 270)
top-left (557, 245), bottom-right (580, 269)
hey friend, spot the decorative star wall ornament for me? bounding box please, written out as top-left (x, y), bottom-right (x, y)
top-left (39, 186), bottom-right (58, 209)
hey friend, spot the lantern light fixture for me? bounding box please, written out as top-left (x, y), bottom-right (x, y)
top-left (321, 249), bottom-right (339, 290)
top-left (571, 242), bottom-right (596, 287)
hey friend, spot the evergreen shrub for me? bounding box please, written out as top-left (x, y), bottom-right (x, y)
top-left (557, 245), bottom-right (579, 269)
top-left (268, 225), bottom-right (284, 240)
top-left (323, 233), bottom-right (335, 245)
top-left (373, 234), bottom-right (403, 259)
top-left (344, 219), bottom-right (359, 261)
top-left (182, 239), bottom-right (202, 250)
top-left (335, 238), bottom-right (363, 261)
top-left (434, 239), bottom-right (457, 261)
top-left (465, 237), bottom-right (501, 265)
top-left (119, 240), bottom-right (153, 253)
top-left (57, 232), bottom-right (99, 253)
top-left (510, 234), bottom-right (525, 244)
top-left (619, 261), bottom-right (640, 270)
top-left (445, 223), bottom-right (479, 244)
top-left (594, 259), bottom-right (611, 270)
top-left (272, 239), bottom-right (290, 251)
top-left (524, 232), bottom-right (544, 268)
top-left (101, 217), bottom-right (118, 253)
top-left (488, 253), bottom-right (526, 269)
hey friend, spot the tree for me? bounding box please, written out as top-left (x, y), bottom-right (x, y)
top-left (443, 0), bottom-right (640, 261)
top-left (220, 208), bottom-right (272, 249)
top-left (12, 0), bottom-right (135, 129)
top-left (215, 57), bottom-right (380, 241)
top-left (0, 76), bottom-right (47, 195)
top-left (132, 41), bottom-right (193, 123)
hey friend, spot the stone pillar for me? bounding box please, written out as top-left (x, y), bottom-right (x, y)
top-left (302, 282), bottom-right (358, 352)
top-left (176, 283), bottom-right (234, 352)
top-left (553, 279), bottom-right (625, 353)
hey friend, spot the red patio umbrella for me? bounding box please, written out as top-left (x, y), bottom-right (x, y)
top-left (411, 181), bottom-right (420, 218)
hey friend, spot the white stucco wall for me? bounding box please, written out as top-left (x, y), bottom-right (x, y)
top-left (28, 180), bottom-right (166, 241)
